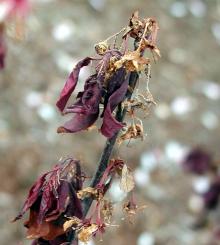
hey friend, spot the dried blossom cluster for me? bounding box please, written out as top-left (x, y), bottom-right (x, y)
top-left (56, 11), bottom-right (160, 140)
top-left (14, 12), bottom-right (160, 244)
top-left (13, 157), bottom-right (141, 244)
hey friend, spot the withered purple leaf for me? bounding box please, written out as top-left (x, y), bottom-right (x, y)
top-left (100, 72), bottom-right (130, 138)
top-left (13, 158), bottom-right (83, 241)
top-left (56, 57), bottom-right (93, 112)
top-left (57, 75), bottom-right (102, 133)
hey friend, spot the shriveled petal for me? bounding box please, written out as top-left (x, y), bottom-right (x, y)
top-left (57, 81), bottom-right (101, 133)
top-left (96, 49), bottom-right (122, 83)
top-left (66, 183), bottom-right (83, 219)
top-left (56, 57), bottom-right (92, 112)
top-left (100, 72), bottom-right (130, 138)
top-left (25, 210), bottom-right (65, 240)
top-left (13, 173), bottom-right (48, 222)
top-left (57, 109), bottom-right (99, 134)
top-left (45, 181), bottom-right (70, 222)
top-left (63, 76), bottom-right (100, 115)
top-left (38, 185), bottom-right (55, 223)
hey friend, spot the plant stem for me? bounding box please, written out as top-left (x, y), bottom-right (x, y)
top-left (82, 71), bottom-right (139, 216)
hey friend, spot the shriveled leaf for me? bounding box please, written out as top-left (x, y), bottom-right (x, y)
top-left (57, 111), bottom-right (99, 134)
top-left (13, 172), bottom-right (48, 222)
top-left (77, 224), bottom-right (98, 243)
top-left (56, 57), bottom-right (92, 112)
top-left (100, 72), bottom-right (129, 138)
top-left (57, 77), bottom-right (101, 134)
top-left (115, 50), bottom-right (150, 72)
top-left (63, 217), bottom-right (81, 231)
top-left (120, 164), bottom-right (135, 192)
top-left (77, 187), bottom-right (98, 200)
top-left (117, 123), bottom-right (144, 145)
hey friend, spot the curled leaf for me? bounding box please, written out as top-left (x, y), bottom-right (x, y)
top-left (56, 57), bottom-right (92, 112)
top-left (77, 187), bottom-right (98, 200)
top-left (57, 77), bottom-right (101, 133)
top-left (100, 72), bottom-right (130, 138)
top-left (13, 158), bottom-right (83, 241)
top-left (115, 50), bottom-right (150, 72)
top-left (117, 123), bottom-right (144, 145)
top-left (77, 224), bottom-right (98, 243)
top-left (63, 217), bottom-right (81, 232)
top-left (120, 164), bottom-right (135, 193)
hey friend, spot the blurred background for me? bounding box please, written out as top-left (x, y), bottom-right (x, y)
top-left (0, 0), bottom-right (220, 244)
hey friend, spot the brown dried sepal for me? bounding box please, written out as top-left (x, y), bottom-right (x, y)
top-left (77, 187), bottom-right (99, 200)
top-left (117, 123), bottom-right (144, 145)
top-left (123, 11), bottom-right (144, 39)
top-left (114, 50), bottom-right (150, 72)
top-left (63, 216), bottom-right (81, 232)
top-left (77, 223), bottom-right (98, 243)
top-left (94, 41), bottom-right (109, 55)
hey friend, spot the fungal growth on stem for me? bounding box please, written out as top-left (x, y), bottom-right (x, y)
top-left (13, 11), bottom-right (160, 244)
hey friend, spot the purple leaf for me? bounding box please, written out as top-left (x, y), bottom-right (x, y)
top-left (56, 57), bottom-right (92, 112)
top-left (57, 112), bottom-right (99, 134)
top-left (57, 78), bottom-right (101, 133)
top-left (38, 184), bottom-right (55, 223)
top-left (45, 181), bottom-right (70, 222)
top-left (100, 71), bottom-right (130, 138)
top-left (13, 173), bottom-right (48, 222)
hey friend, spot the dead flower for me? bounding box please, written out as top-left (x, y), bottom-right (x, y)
top-left (63, 216), bottom-right (81, 232)
top-left (77, 223), bottom-right (98, 243)
top-left (115, 50), bottom-right (150, 72)
top-left (117, 123), bottom-right (144, 145)
top-left (77, 187), bottom-right (99, 200)
top-left (13, 158), bottom-right (83, 241)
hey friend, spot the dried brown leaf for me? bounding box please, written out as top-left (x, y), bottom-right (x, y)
top-left (120, 164), bottom-right (135, 192)
top-left (117, 123), bottom-right (144, 145)
top-left (115, 50), bottom-right (150, 72)
top-left (77, 224), bottom-right (98, 243)
top-left (63, 217), bottom-right (81, 231)
top-left (77, 187), bottom-right (98, 200)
